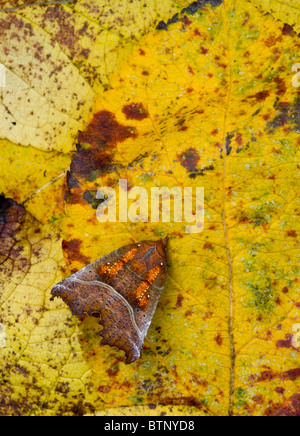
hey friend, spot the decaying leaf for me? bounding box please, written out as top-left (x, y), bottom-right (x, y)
top-left (0, 196), bottom-right (102, 415)
top-left (63, 0), bottom-right (300, 416)
top-left (0, 0), bottom-right (194, 222)
top-left (0, 139), bottom-right (70, 223)
top-left (250, 0), bottom-right (300, 34)
top-left (0, 0), bottom-right (299, 417)
top-left (0, 0), bottom-right (193, 152)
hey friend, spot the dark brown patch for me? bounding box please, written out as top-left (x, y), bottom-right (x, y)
top-left (248, 90), bottom-right (270, 102)
top-left (256, 367), bottom-right (300, 384)
top-left (178, 148), bottom-right (200, 173)
top-left (282, 23), bottom-right (295, 36)
top-left (176, 294), bottom-right (184, 308)
top-left (286, 230), bottom-right (297, 238)
top-left (274, 76), bottom-right (287, 96)
top-left (106, 367), bottom-right (120, 377)
top-left (0, 196), bottom-right (25, 240)
top-left (66, 171), bottom-right (79, 189)
top-left (122, 103), bottom-right (148, 121)
top-left (62, 239), bottom-right (90, 266)
top-left (264, 394), bottom-right (300, 416)
top-left (276, 334), bottom-right (294, 349)
top-left (70, 111), bottom-right (138, 179)
top-left (214, 333), bottom-right (223, 346)
top-left (157, 0), bottom-right (223, 31)
top-left (182, 16), bottom-right (192, 26)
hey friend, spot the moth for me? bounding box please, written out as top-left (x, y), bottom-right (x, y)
top-left (51, 238), bottom-right (168, 364)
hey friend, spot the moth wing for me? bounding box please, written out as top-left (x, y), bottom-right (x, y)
top-left (51, 243), bottom-right (144, 363)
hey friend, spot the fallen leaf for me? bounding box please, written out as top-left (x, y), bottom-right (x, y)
top-left (0, 196), bottom-right (103, 415)
top-left (0, 139), bottom-right (70, 223)
top-left (250, 0), bottom-right (300, 34)
top-left (1, 0), bottom-right (300, 417)
top-left (63, 0), bottom-right (300, 416)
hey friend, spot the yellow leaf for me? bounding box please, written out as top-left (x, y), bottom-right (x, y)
top-left (0, 197), bottom-right (103, 415)
top-left (0, 12), bottom-right (95, 152)
top-left (0, 0), bottom-right (193, 152)
top-left (63, 0), bottom-right (300, 416)
top-left (0, 139), bottom-right (70, 223)
top-left (250, 0), bottom-right (300, 34)
top-left (91, 405), bottom-right (207, 416)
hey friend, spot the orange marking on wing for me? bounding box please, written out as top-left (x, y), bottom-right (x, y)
top-left (98, 264), bottom-right (111, 275)
top-left (134, 265), bottom-right (161, 308)
top-left (132, 259), bottom-right (146, 274)
top-left (100, 247), bottom-right (138, 278)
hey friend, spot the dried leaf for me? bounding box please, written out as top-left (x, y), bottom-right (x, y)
top-left (0, 197), bottom-right (102, 415)
top-left (63, 1), bottom-right (300, 416)
top-left (0, 0), bottom-right (300, 417)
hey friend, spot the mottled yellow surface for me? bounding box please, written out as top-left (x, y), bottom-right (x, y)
top-left (251, 0), bottom-right (300, 33)
top-left (0, 0), bottom-right (299, 416)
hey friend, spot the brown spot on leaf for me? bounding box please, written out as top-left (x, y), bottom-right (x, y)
top-left (274, 76), bottom-right (287, 96)
top-left (62, 239), bottom-right (90, 266)
top-left (214, 333), bottom-right (223, 346)
top-left (286, 230), bottom-right (297, 238)
top-left (71, 111), bottom-right (137, 179)
top-left (256, 367), bottom-right (300, 383)
top-left (122, 103), bottom-right (148, 121)
top-left (253, 395), bottom-right (264, 405)
top-left (276, 334), bottom-right (294, 349)
top-left (200, 46), bottom-right (208, 54)
top-left (106, 367), bottom-right (120, 377)
top-left (282, 23), bottom-right (295, 36)
top-left (249, 90), bottom-right (270, 102)
top-left (264, 394), bottom-right (300, 416)
top-left (178, 148), bottom-right (200, 173)
top-left (182, 16), bottom-right (192, 26)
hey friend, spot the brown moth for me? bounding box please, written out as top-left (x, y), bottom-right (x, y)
top-left (51, 238), bottom-right (168, 364)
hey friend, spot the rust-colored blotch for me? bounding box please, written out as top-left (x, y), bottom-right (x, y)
top-left (51, 238), bottom-right (168, 364)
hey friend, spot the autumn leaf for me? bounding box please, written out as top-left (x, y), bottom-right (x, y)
top-left (63, 0), bottom-right (300, 416)
top-left (0, 196), bottom-right (105, 415)
top-left (0, 0), bottom-right (192, 222)
top-left (250, 0), bottom-right (300, 34)
top-left (0, 0), bottom-right (300, 417)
